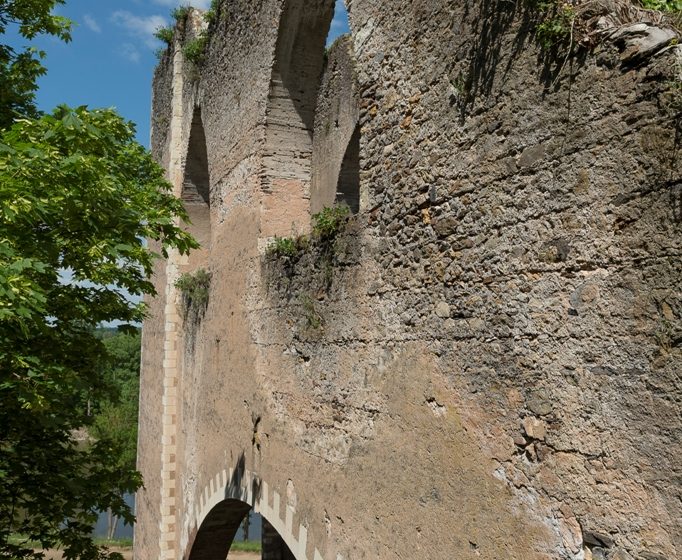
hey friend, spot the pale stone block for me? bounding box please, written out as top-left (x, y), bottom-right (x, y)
top-left (273, 491), bottom-right (280, 519)
top-left (260, 481), bottom-right (269, 509)
top-left (285, 505), bottom-right (294, 533)
top-left (297, 524), bottom-right (308, 557)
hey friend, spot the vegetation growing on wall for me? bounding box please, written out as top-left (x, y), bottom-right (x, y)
top-left (266, 235), bottom-right (309, 258)
top-left (264, 206), bottom-right (353, 335)
top-left (154, 25), bottom-right (174, 46)
top-left (534, 1), bottom-right (576, 48)
top-left (265, 205), bottom-right (350, 261)
top-left (205, 0), bottom-right (220, 25)
top-left (176, 268), bottom-right (212, 321)
top-left (154, 6), bottom-right (192, 48)
top-left (641, 0), bottom-right (682, 14)
top-left (155, 1), bottom-right (221, 64)
top-left (311, 205), bottom-right (350, 239)
top-left (183, 35), bottom-right (208, 64)
top-left (528, 0), bottom-right (681, 54)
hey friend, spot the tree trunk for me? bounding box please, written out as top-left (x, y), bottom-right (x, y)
top-left (107, 509), bottom-right (119, 540)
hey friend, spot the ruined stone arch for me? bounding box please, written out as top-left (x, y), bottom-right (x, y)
top-left (334, 123), bottom-right (360, 213)
top-left (310, 32), bottom-right (361, 215)
top-left (260, 0), bottom-right (337, 237)
top-left (181, 106), bottom-right (211, 268)
top-left (185, 466), bottom-right (339, 560)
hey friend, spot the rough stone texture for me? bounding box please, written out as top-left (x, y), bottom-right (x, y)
top-left (136, 2), bottom-right (681, 560)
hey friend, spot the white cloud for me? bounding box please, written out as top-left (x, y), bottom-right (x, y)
top-left (111, 11), bottom-right (168, 49)
top-left (120, 43), bottom-right (141, 63)
top-left (83, 14), bottom-right (101, 33)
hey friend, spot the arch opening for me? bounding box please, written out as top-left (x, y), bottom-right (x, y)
top-left (309, 29), bottom-right (361, 215)
top-left (334, 123), bottom-right (360, 213)
top-left (183, 107), bottom-right (210, 206)
top-left (181, 107), bottom-right (211, 267)
top-left (186, 500), bottom-right (296, 560)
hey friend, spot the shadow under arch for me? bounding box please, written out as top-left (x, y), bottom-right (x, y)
top-left (186, 498), bottom-right (252, 559)
top-left (335, 123), bottom-right (360, 214)
top-left (184, 455), bottom-right (329, 560)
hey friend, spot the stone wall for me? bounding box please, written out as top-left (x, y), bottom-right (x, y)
top-left (137, 2), bottom-right (681, 559)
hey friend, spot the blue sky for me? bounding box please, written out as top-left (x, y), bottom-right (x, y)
top-left (7, 0), bottom-right (350, 147)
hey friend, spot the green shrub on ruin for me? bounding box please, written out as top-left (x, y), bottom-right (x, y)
top-left (175, 268), bottom-right (212, 318)
top-left (312, 205), bottom-right (350, 240)
top-left (183, 34), bottom-right (208, 64)
top-left (526, 0), bottom-right (576, 49)
top-left (205, 0), bottom-right (221, 25)
top-left (172, 5), bottom-right (192, 23)
top-left (640, 0), bottom-right (682, 12)
top-left (266, 235), bottom-right (309, 258)
top-left (154, 26), bottom-right (174, 46)
top-left (535, 3), bottom-right (575, 48)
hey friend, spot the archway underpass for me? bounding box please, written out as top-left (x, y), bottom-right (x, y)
top-left (187, 504), bottom-right (295, 560)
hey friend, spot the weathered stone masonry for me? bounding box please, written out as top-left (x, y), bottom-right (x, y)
top-left (137, 1), bottom-right (681, 559)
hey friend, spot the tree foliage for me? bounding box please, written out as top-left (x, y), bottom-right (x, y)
top-left (91, 329), bottom-right (142, 541)
top-left (0, 0), bottom-right (71, 129)
top-left (92, 330), bottom-right (141, 475)
top-left (0, 106), bottom-right (196, 560)
top-left (0, 2), bottom-right (196, 558)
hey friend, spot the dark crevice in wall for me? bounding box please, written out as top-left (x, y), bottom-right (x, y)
top-left (335, 123), bottom-right (360, 213)
top-left (180, 106), bottom-right (211, 273)
top-left (183, 107), bottom-right (211, 206)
